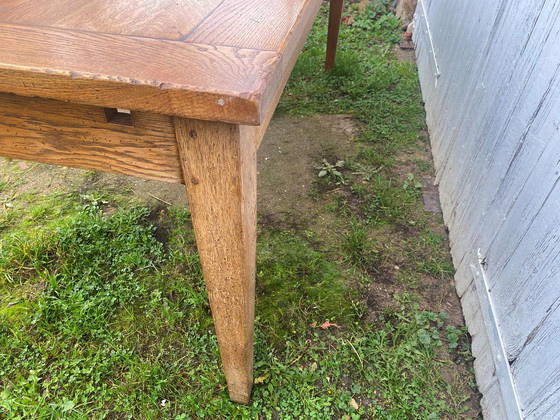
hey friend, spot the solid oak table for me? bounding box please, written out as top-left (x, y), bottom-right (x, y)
top-left (0, 0), bottom-right (342, 404)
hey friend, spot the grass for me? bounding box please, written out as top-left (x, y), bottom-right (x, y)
top-left (0, 3), bottom-right (479, 419)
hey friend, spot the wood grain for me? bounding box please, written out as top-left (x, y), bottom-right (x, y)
top-left (0, 0), bottom-right (222, 40)
top-left (0, 92), bottom-right (183, 183)
top-left (0, 24), bottom-right (279, 125)
top-left (185, 0), bottom-right (317, 50)
top-left (0, 1), bottom-right (323, 126)
top-left (174, 117), bottom-right (257, 404)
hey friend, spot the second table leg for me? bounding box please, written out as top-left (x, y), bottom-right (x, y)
top-left (174, 118), bottom-right (257, 404)
top-left (325, 0), bottom-right (344, 71)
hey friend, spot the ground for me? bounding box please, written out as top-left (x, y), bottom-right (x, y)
top-left (0, 2), bottom-right (481, 418)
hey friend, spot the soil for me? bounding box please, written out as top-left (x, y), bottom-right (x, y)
top-left (257, 114), bottom-right (357, 224)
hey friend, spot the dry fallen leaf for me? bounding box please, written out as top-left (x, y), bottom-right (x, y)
top-left (254, 375), bottom-right (268, 384)
top-left (320, 321), bottom-right (341, 329)
top-left (349, 398), bottom-right (359, 410)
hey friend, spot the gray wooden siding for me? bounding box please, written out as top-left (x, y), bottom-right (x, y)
top-left (413, 1), bottom-right (560, 418)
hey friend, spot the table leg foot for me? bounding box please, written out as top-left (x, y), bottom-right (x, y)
top-left (174, 118), bottom-right (257, 404)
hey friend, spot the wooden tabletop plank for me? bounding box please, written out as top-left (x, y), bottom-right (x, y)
top-left (0, 24), bottom-right (279, 125)
top-left (185, 0), bottom-right (314, 51)
top-left (0, 0), bottom-right (223, 40)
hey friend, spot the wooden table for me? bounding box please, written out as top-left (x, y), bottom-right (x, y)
top-left (0, 0), bottom-right (342, 404)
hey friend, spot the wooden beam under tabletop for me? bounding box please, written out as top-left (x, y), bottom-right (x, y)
top-left (0, 92), bottom-right (184, 183)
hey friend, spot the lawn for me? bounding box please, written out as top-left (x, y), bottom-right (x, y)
top-left (0, 2), bottom-right (481, 418)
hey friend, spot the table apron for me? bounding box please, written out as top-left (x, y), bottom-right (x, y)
top-left (0, 92), bottom-right (184, 183)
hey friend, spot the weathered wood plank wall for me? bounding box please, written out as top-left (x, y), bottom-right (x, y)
top-left (413, 1), bottom-right (560, 418)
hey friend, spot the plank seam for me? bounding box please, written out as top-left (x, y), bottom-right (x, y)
top-left (178, 0), bottom-right (226, 41)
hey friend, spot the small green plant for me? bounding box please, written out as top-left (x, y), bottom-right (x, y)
top-left (342, 220), bottom-right (378, 269)
top-left (79, 193), bottom-right (109, 210)
top-left (316, 159), bottom-right (347, 185)
top-left (352, 163), bottom-right (384, 181)
top-left (352, 1), bottom-right (396, 32)
top-left (82, 170), bottom-right (98, 180)
top-left (403, 173), bottom-right (423, 191)
top-left (415, 311), bottom-right (448, 347)
top-left (446, 325), bottom-right (462, 349)
top-left (446, 325), bottom-right (472, 356)
top-left (28, 204), bottom-right (50, 220)
top-left (406, 230), bottom-right (455, 278)
top-left (359, 176), bottom-right (418, 225)
top-left (0, 205), bottom-right (16, 230)
top-left (415, 158), bottom-right (431, 172)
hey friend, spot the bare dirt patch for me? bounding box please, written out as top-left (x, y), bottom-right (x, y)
top-left (257, 114), bottom-right (356, 224)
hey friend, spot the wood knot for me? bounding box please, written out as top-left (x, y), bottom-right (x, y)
top-left (191, 177), bottom-right (200, 185)
top-left (189, 130), bottom-right (197, 139)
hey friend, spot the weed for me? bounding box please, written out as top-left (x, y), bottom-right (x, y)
top-left (316, 158), bottom-right (347, 185)
top-left (82, 170), bottom-right (98, 180)
top-left (403, 173), bottom-right (423, 192)
top-left (28, 204), bottom-right (50, 221)
top-left (353, 6), bottom-right (402, 44)
top-left (415, 158), bottom-right (431, 172)
top-left (0, 206), bottom-right (16, 231)
top-left (343, 220), bottom-right (378, 269)
top-left (406, 229), bottom-right (455, 278)
top-left (351, 162), bottom-right (384, 181)
top-left (358, 175), bottom-right (418, 225)
top-left (446, 325), bottom-right (462, 349)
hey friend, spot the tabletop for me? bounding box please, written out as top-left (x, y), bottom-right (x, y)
top-left (0, 0), bottom-right (321, 125)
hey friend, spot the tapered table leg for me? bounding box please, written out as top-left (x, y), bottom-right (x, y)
top-left (174, 118), bottom-right (257, 404)
top-left (325, 0), bottom-right (344, 71)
